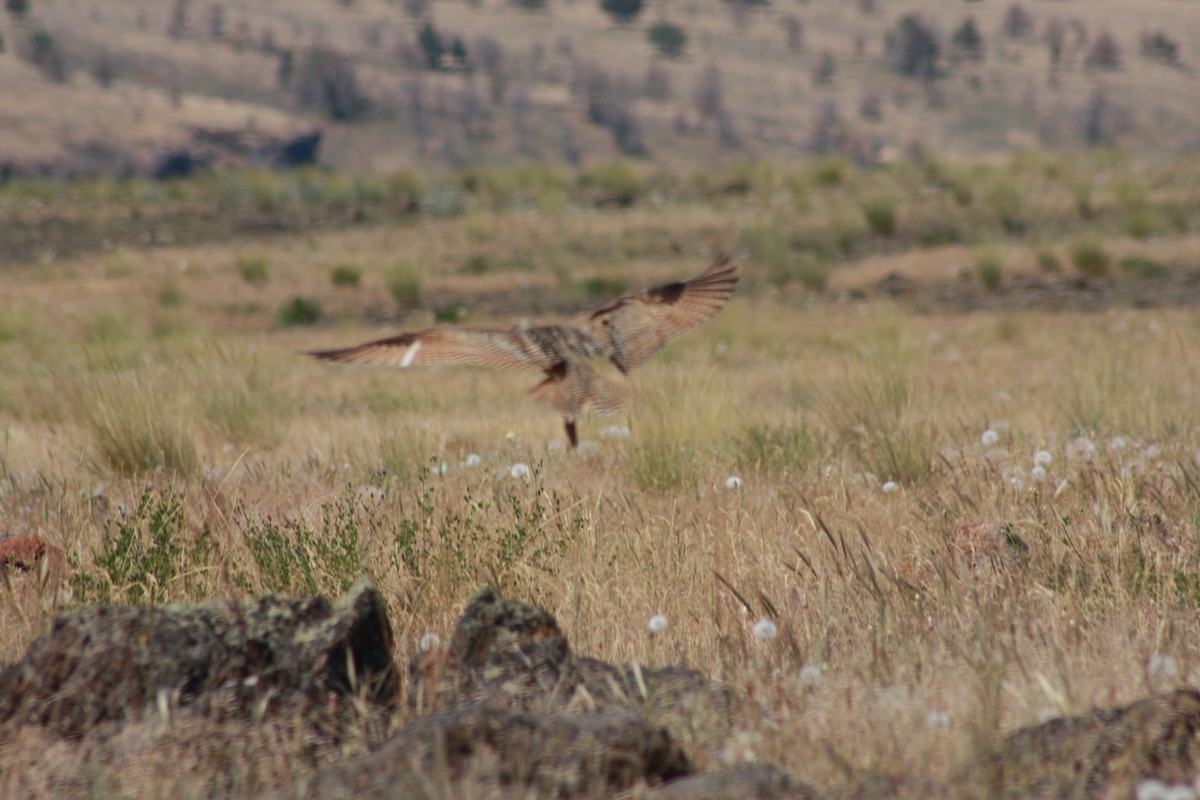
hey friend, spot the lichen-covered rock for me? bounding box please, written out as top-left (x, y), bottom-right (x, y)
top-left (648, 765), bottom-right (818, 800)
top-left (0, 578), bottom-right (397, 737)
top-left (305, 702), bottom-right (692, 799)
top-left (963, 689), bottom-right (1200, 799)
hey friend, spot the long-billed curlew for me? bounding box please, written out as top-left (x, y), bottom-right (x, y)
top-left (310, 256), bottom-right (738, 447)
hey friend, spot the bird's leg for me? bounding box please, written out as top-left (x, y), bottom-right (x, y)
top-left (564, 418), bottom-right (578, 449)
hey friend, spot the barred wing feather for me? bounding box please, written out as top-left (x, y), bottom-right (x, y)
top-left (310, 328), bottom-right (545, 371)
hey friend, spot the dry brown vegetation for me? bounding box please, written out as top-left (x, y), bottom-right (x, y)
top-left (3, 148), bottom-right (1200, 796)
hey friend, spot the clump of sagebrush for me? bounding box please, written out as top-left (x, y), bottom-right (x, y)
top-left (974, 247), bottom-right (1004, 291)
top-left (277, 297), bottom-right (322, 327)
top-left (330, 263), bottom-right (362, 287)
top-left (389, 262), bottom-right (423, 307)
top-left (1034, 242), bottom-right (1061, 273)
top-left (860, 194), bottom-right (898, 237)
top-left (1070, 237), bottom-right (1110, 277)
top-left (235, 255), bottom-right (270, 287)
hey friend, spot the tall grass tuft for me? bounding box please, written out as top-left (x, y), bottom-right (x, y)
top-left (1070, 237), bottom-right (1110, 278)
top-left (627, 368), bottom-right (731, 492)
top-left (820, 331), bottom-right (937, 485)
top-left (389, 262), bottom-right (423, 308)
top-left (86, 368), bottom-right (200, 476)
top-left (973, 247), bottom-right (1004, 292)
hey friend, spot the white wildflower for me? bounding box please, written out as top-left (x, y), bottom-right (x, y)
top-left (1031, 465), bottom-right (1048, 482)
top-left (725, 476), bottom-right (744, 490)
top-left (981, 429), bottom-right (999, 446)
top-left (509, 462), bottom-right (529, 479)
top-left (463, 453), bottom-right (481, 468)
top-left (1034, 450), bottom-right (1053, 466)
top-left (430, 462), bottom-right (449, 476)
top-left (1110, 436), bottom-right (1128, 451)
top-left (1067, 437), bottom-right (1097, 462)
top-left (752, 619), bottom-right (778, 640)
top-left (648, 614), bottom-right (668, 634)
top-left (882, 481), bottom-right (900, 494)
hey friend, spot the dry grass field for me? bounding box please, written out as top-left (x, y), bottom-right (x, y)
top-left (3, 150), bottom-right (1200, 796)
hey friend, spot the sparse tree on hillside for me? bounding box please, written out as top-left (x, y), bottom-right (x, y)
top-left (207, 4), bottom-right (224, 38)
top-left (886, 14), bottom-right (940, 81)
top-left (474, 36), bottom-right (507, 104)
top-left (91, 47), bottom-right (116, 87)
top-left (642, 59), bottom-right (671, 101)
top-left (1082, 86), bottom-right (1128, 146)
top-left (1046, 17), bottom-right (1065, 66)
top-left (859, 91), bottom-right (882, 121)
top-left (293, 47), bottom-right (369, 120)
top-left (418, 21), bottom-right (445, 70)
top-left (812, 51), bottom-right (835, 87)
top-left (693, 63), bottom-right (726, 124)
top-left (5, 0), bottom-right (30, 20)
top-left (1141, 31), bottom-right (1180, 67)
top-left (1002, 3), bottom-right (1034, 39)
top-left (600, 0), bottom-right (643, 26)
top-left (24, 29), bottom-right (68, 82)
top-left (780, 15), bottom-right (803, 52)
top-left (402, 0), bottom-right (430, 19)
top-left (647, 21), bottom-right (686, 58)
top-left (167, 0), bottom-right (188, 39)
top-left (1085, 28), bottom-right (1121, 70)
top-left (952, 17), bottom-right (984, 60)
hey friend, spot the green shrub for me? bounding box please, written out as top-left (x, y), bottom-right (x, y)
top-left (1118, 256), bottom-right (1169, 280)
top-left (330, 264), bottom-right (362, 287)
top-left (861, 195), bottom-right (898, 237)
top-left (647, 22), bottom-right (687, 58)
top-left (236, 255), bottom-right (269, 287)
top-left (974, 248), bottom-right (1004, 291)
top-left (983, 179), bottom-right (1023, 233)
top-left (1035, 244), bottom-right (1061, 273)
top-left (277, 297), bottom-right (323, 327)
top-left (1070, 238), bottom-right (1110, 277)
top-left (389, 263), bottom-right (422, 307)
top-left (577, 162), bottom-right (646, 206)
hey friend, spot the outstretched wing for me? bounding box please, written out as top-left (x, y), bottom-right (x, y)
top-left (310, 328), bottom-right (548, 371)
top-left (585, 255), bottom-right (738, 373)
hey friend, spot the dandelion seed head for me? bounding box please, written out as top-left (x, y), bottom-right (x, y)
top-left (925, 710), bottom-right (951, 730)
top-left (1008, 476), bottom-right (1025, 491)
top-left (1031, 465), bottom-right (1047, 482)
top-left (1067, 437), bottom-right (1097, 461)
top-left (725, 476), bottom-right (744, 490)
top-left (648, 614), bottom-right (668, 634)
top-left (463, 453), bottom-right (481, 467)
top-left (601, 424), bottom-right (631, 439)
top-left (752, 619), bottom-right (778, 640)
top-left (981, 429), bottom-right (1000, 446)
top-left (882, 481), bottom-right (900, 494)
top-left (1110, 436), bottom-right (1128, 451)
top-left (430, 462), bottom-right (449, 476)
top-left (798, 664), bottom-right (823, 690)
top-left (1146, 444), bottom-right (1162, 460)
top-left (1034, 450), bottom-right (1053, 466)
top-left (509, 462), bottom-right (530, 479)
top-left (1148, 653), bottom-right (1179, 680)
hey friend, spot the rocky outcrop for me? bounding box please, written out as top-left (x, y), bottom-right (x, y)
top-left (0, 578), bottom-right (396, 737)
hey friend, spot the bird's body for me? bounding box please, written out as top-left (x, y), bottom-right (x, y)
top-left (311, 256), bottom-right (738, 446)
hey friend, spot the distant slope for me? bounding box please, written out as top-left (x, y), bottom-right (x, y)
top-left (2, 0), bottom-right (1199, 178)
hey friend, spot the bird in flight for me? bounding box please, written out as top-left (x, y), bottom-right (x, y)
top-left (310, 256), bottom-right (738, 447)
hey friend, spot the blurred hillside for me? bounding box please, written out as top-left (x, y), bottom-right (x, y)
top-left (1, 0), bottom-right (1199, 179)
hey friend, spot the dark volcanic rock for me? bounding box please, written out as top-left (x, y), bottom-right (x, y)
top-left (962, 689), bottom-right (1200, 799)
top-left (0, 578), bottom-right (397, 737)
top-left (649, 765), bottom-right (819, 799)
top-left (307, 702), bottom-right (692, 798)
